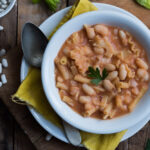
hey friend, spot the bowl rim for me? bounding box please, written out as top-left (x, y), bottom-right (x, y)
top-left (0, 0), bottom-right (16, 18)
top-left (42, 10), bottom-right (150, 134)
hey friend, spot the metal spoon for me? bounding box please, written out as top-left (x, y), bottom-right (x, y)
top-left (21, 22), bottom-right (81, 146)
top-left (21, 23), bottom-right (48, 67)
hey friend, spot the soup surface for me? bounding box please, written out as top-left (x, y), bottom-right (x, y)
top-left (55, 24), bottom-right (150, 120)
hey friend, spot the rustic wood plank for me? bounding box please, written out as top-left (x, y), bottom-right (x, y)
top-left (0, 100), bottom-right (14, 150)
top-left (117, 140), bottom-right (128, 150)
top-left (0, 2), bottom-right (17, 48)
top-left (128, 122), bottom-right (150, 150)
top-left (67, 0), bottom-right (75, 5)
top-left (14, 122), bottom-right (36, 150)
top-left (17, 0), bottom-right (66, 42)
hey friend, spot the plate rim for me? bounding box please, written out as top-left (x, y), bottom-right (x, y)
top-left (20, 3), bottom-right (150, 143)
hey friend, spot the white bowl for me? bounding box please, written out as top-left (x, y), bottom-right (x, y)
top-left (0, 0), bottom-right (16, 18)
top-left (42, 10), bottom-right (150, 134)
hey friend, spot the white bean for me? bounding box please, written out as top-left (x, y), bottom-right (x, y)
top-left (1, 4), bottom-right (7, 8)
top-left (94, 47), bottom-right (104, 54)
top-left (0, 9), bottom-right (4, 13)
top-left (82, 84), bottom-right (96, 95)
top-left (2, 58), bottom-right (8, 68)
top-left (1, 0), bottom-right (7, 5)
top-left (1, 74), bottom-right (7, 84)
top-left (136, 58), bottom-right (148, 70)
top-left (0, 49), bottom-right (6, 57)
top-left (105, 64), bottom-right (116, 71)
top-left (119, 30), bottom-right (126, 39)
top-left (79, 96), bottom-right (91, 104)
top-left (143, 72), bottom-right (149, 81)
top-left (106, 71), bottom-right (118, 80)
top-left (137, 69), bottom-right (147, 78)
top-left (119, 30), bottom-right (127, 46)
top-left (0, 81), bottom-right (2, 87)
top-left (103, 80), bottom-right (114, 91)
top-left (45, 134), bottom-right (52, 141)
top-left (57, 76), bottom-right (63, 82)
top-left (119, 64), bottom-right (127, 80)
top-left (131, 87), bottom-right (139, 95)
top-left (0, 63), bottom-right (2, 74)
top-left (129, 79), bottom-right (137, 87)
top-left (0, 25), bottom-right (4, 31)
top-left (94, 25), bottom-right (108, 36)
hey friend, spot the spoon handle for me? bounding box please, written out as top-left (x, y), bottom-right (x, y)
top-left (62, 121), bottom-right (81, 146)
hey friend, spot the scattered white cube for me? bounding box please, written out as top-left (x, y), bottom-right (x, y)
top-left (1, 74), bottom-right (7, 84)
top-left (2, 58), bottom-right (8, 68)
top-left (0, 81), bottom-right (2, 87)
top-left (1, 0), bottom-right (7, 5)
top-left (0, 63), bottom-right (2, 74)
top-left (45, 134), bottom-right (52, 141)
top-left (0, 25), bottom-right (4, 31)
top-left (0, 49), bottom-right (6, 57)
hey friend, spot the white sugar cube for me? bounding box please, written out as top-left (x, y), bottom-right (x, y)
top-left (0, 49), bottom-right (6, 57)
top-left (0, 63), bottom-right (2, 74)
top-left (0, 25), bottom-right (4, 31)
top-left (1, 74), bottom-right (7, 84)
top-left (1, 0), bottom-right (7, 5)
top-left (0, 9), bottom-right (4, 13)
top-left (2, 58), bottom-right (8, 68)
top-left (45, 134), bottom-right (52, 141)
top-left (0, 82), bottom-right (2, 87)
top-left (1, 4), bottom-right (7, 9)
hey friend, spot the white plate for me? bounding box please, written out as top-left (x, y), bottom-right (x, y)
top-left (21, 3), bottom-right (150, 143)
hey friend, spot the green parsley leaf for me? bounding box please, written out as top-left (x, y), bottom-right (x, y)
top-left (136, 0), bottom-right (150, 9)
top-left (44, 0), bottom-right (60, 11)
top-left (91, 78), bottom-right (102, 86)
top-left (32, 0), bottom-right (41, 4)
top-left (102, 68), bottom-right (108, 80)
top-left (145, 139), bottom-right (150, 150)
top-left (87, 67), bottom-right (108, 85)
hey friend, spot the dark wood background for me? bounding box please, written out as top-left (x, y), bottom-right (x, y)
top-left (0, 0), bottom-right (150, 150)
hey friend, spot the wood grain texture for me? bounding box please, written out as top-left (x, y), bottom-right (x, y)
top-left (0, 100), bottom-right (14, 150)
top-left (0, 100), bottom-right (36, 150)
top-left (14, 122), bottom-right (36, 150)
top-left (0, 2), bottom-right (17, 48)
top-left (0, 0), bottom-right (150, 150)
top-left (17, 0), bottom-right (66, 42)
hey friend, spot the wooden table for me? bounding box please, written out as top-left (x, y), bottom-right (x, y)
top-left (0, 0), bottom-right (150, 150)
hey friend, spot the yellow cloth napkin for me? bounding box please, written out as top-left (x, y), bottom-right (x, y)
top-left (12, 0), bottom-right (127, 150)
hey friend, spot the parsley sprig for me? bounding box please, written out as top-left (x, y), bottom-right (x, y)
top-left (32, 0), bottom-right (60, 11)
top-left (87, 67), bottom-right (108, 85)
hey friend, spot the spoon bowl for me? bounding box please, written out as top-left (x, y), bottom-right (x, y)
top-left (21, 23), bottom-right (48, 67)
